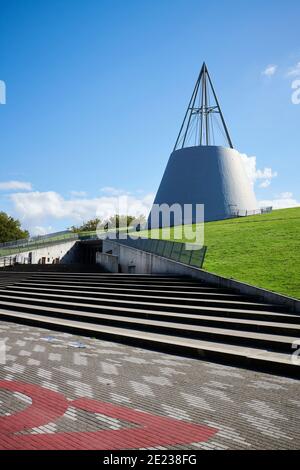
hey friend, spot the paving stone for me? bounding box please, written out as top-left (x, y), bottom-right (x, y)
top-left (73, 352), bottom-right (88, 366)
top-left (33, 345), bottom-right (46, 352)
top-left (48, 353), bottom-right (61, 362)
top-left (19, 350), bottom-right (31, 357)
top-left (143, 375), bottom-right (172, 386)
top-left (0, 320), bottom-right (299, 450)
top-left (181, 392), bottom-right (215, 412)
top-left (130, 381), bottom-right (154, 397)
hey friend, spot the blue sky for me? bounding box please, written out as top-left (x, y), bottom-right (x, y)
top-left (0, 0), bottom-right (299, 234)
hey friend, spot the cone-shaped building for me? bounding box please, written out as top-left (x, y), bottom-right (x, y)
top-left (149, 63), bottom-right (258, 227)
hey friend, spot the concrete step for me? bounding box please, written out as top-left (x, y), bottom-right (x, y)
top-left (18, 278), bottom-right (214, 289)
top-left (0, 271), bottom-right (297, 376)
top-left (11, 279), bottom-right (236, 294)
top-left (28, 273), bottom-right (187, 280)
top-left (0, 297), bottom-right (297, 352)
top-left (0, 286), bottom-right (286, 314)
top-left (28, 273), bottom-right (201, 284)
top-left (7, 283), bottom-right (245, 301)
top-left (0, 308), bottom-right (298, 377)
top-left (0, 290), bottom-right (291, 324)
top-left (2, 286), bottom-right (299, 326)
top-left (0, 273), bottom-right (35, 288)
top-left (26, 273), bottom-right (222, 287)
top-left (0, 292), bottom-right (298, 336)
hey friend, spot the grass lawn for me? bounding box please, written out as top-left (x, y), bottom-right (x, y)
top-left (143, 207), bottom-right (300, 299)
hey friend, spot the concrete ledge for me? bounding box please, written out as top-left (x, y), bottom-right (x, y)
top-left (103, 239), bottom-right (300, 313)
top-left (180, 264), bottom-right (300, 314)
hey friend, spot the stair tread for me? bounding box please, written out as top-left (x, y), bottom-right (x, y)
top-left (0, 271), bottom-right (298, 375)
top-left (0, 287), bottom-right (278, 310)
top-left (9, 282), bottom-right (238, 296)
top-left (0, 292), bottom-right (288, 319)
top-left (1, 288), bottom-right (298, 327)
top-left (29, 276), bottom-right (201, 285)
top-left (8, 284), bottom-right (243, 298)
top-left (0, 300), bottom-right (298, 344)
top-left (28, 273), bottom-right (187, 278)
top-left (18, 279), bottom-right (228, 290)
top-left (0, 308), bottom-right (296, 367)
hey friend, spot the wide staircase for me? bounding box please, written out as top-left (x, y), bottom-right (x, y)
top-left (0, 271), bottom-right (299, 376)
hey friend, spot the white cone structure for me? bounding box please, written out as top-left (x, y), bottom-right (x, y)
top-left (148, 63), bottom-right (258, 228)
top-left (149, 145), bottom-right (258, 226)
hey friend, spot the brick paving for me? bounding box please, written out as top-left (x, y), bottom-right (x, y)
top-left (0, 320), bottom-right (300, 449)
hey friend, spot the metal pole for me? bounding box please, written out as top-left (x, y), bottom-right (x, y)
top-left (203, 64), bottom-right (209, 145)
top-left (181, 71), bottom-right (202, 148)
top-left (206, 67), bottom-right (234, 148)
top-left (200, 70), bottom-right (205, 145)
top-left (173, 64), bottom-right (204, 151)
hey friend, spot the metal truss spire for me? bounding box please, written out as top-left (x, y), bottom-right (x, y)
top-left (174, 63), bottom-right (233, 151)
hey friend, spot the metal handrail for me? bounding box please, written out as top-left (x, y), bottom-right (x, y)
top-left (0, 230), bottom-right (102, 258)
top-left (0, 229), bottom-right (73, 248)
top-left (228, 206), bottom-right (273, 218)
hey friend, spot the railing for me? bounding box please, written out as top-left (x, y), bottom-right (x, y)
top-left (0, 234), bottom-right (79, 257)
top-left (110, 236), bottom-right (207, 269)
top-left (0, 256), bottom-right (14, 268)
top-left (260, 206), bottom-right (273, 214)
top-left (0, 256), bottom-right (17, 268)
top-left (0, 230), bottom-right (73, 248)
top-left (0, 254), bottom-right (33, 267)
top-left (228, 206), bottom-right (273, 218)
top-left (0, 231), bottom-right (82, 257)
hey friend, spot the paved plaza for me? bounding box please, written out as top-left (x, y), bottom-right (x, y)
top-left (0, 320), bottom-right (299, 450)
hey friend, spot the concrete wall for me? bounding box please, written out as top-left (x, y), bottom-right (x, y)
top-left (96, 252), bottom-right (119, 273)
top-left (149, 145), bottom-right (258, 226)
top-left (103, 240), bottom-right (300, 313)
top-left (103, 240), bottom-right (153, 274)
top-left (3, 240), bottom-right (79, 265)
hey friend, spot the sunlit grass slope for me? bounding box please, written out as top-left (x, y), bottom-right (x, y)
top-left (144, 207), bottom-right (300, 299)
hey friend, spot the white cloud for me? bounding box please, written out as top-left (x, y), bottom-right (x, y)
top-left (259, 179), bottom-right (271, 188)
top-left (10, 190), bottom-right (155, 231)
top-left (240, 154), bottom-right (277, 188)
top-left (280, 191), bottom-right (293, 199)
top-left (0, 180), bottom-right (32, 191)
top-left (262, 65), bottom-right (277, 76)
top-left (100, 186), bottom-right (130, 196)
top-left (31, 225), bottom-right (54, 236)
top-left (255, 168), bottom-right (278, 180)
top-left (259, 192), bottom-right (300, 209)
top-left (286, 61), bottom-right (300, 77)
top-left (69, 190), bottom-right (87, 197)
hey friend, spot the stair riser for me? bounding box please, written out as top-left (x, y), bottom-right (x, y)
top-left (7, 286), bottom-right (245, 301)
top-left (29, 274), bottom-right (188, 280)
top-left (17, 279), bottom-right (235, 292)
top-left (0, 302), bottom-right (295, 353)
top-left (0, 288), bottom-right (295, 321)
top-left (9, 282), bottom-right (238, 298)
top-left (0, 296), bottom-right (297, 335)
top-left (0, 312), bottom-right (299, 378)
top-left (0, 294), bottom-right (292, 329)
top-left (0, 289), bottom-right (284, 314)
top-left (29, 276), bottom-right (201, 286)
